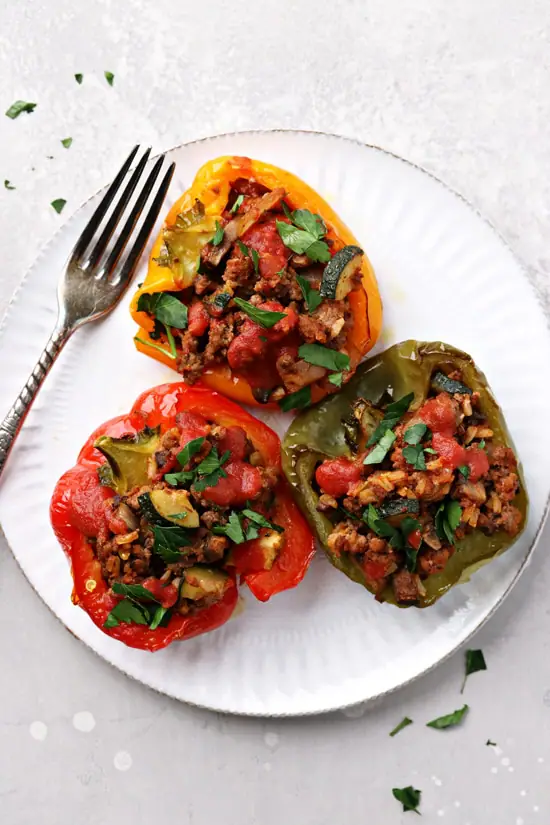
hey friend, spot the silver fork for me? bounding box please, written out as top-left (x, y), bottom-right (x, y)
top-left (0, 145), bottom-right (175, 478)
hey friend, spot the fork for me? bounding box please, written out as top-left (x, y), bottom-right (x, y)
top-left (0, 145), bottom-right (175, 479)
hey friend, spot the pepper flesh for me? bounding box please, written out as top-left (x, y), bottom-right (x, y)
top-left (130, 155), bottom-right (383, 407)
top-left (282, 340), bottom-right (528, 607)
top-left (51, 383), bottom-right (316, 651)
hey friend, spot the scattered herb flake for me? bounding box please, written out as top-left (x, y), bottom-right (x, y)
top-left (104, 599), bottom-right (148, 628)
top-left (230, 194), bottom-right (244, 213)
top-left (5, 100), bottom-right (37, 119)
top-left (298, 343), bottom-right (350, 373)
top-left (402, 444), bottom-right (427, 471)
top-left (250, 248), bottom-right (260, 274)
top-left (486, 739), bottom-right (497, 747)
top-left (237, 239), bottom-right (249, 256)
top-left (134, 336), bottom-right (176, 360)
top-left (278, 386), bottom-right (311, 412)
top-left (392, 786), bottom-right (421, 814)
top-left (104, 71), bottom-right (115, 86)
top-left (74, 73), bottom-right (83, 84)
top-left (51, 198), bottom-right (67, 214)
top-left (364, 429), bottom-right (396, 465)
top-left (404, 422), bottom-right (428, 445)
top-left (152, 524), bottom-right (190, 562)
top-left (112, 582), bottom-right (161, 602)
top-left (214, 511), bottom-right (245, 544)
top-left (4, 180), bottom-right (15, 190)
top-left (424, 447), bottom-right (437, 454)
top-left (212, 220), bottom-right (224, 246)
top-left (61, 137), bottom-right (73, 149)
top-left (367, 392), bottom-right (414, 446)
top-left (242, 508), bottom-right (284, 533)
top-left (427, 704), bottom-right (469, 730)
top-left (328, 372), bottom-right (344, 387)
top-left (389, 717), bottom-right (413, 737)
top-left (176, 437), bottom-right (205, 468)
top-left (137, 292), bottom-right (188, 329)
top-left (458, 465), bottom-right (470, 479)
top-left (296, 274), bottom-right (323, 313)
top-left (149, 605), bottom-right (170, 630)
top-left (276, 208), bottom-right (331, 262)
top-left (233, 297), bottom-right (286, 328)
top-left (461, 648), bottom-right (487, 693)
top-left (479, 439), bottom-right (486, 450)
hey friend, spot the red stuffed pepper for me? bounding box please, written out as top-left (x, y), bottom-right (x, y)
top-left (50, 384), bottom-right (315, 651)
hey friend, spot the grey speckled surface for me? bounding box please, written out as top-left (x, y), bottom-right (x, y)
top-left (1, 1), bottom-right (549, 822)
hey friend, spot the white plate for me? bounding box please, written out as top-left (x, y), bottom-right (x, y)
top-left (0, 131), bottom-right (549, 716)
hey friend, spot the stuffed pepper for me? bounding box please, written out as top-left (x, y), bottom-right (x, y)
top-left (130, 156), bottom-right (382, 409)
top-left (51, 384), bottom-right (315, 650)
top-left (282, 340), bottom-right (528, 607)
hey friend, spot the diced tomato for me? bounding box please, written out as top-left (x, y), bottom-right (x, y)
top-left (227, 321), bottom-right (268, 371)
top-left (315, 457), bottom-right (363, 498)
top-left (241, 217), bottom-right (290, 278)
top-left (201, 460), bottom-right (263, 506)
top-left (69, 466), bottom-right (111, 537)
top-left (178, 411), bottom-right (210, 445)
top-left (217, 426), bottom-right (248, 461)
top-left (363, 560), bottom-right (388, 581)
top-left (261, 301), bottom-right (298, 342)
top-left (466, 446), bottom-right (490, 482)
top-left (419, 394), bottom-right (457, 435)
top-left (141, 578), bottom-right (179, 608)
top-left (431, 432), bottom-right (466, 469)
top-left (188, 301), bottom-right (210, 336)
top-left (407, 529), bottom-right (423, 551)
top-left (105, 505), bottom-right (131, 535)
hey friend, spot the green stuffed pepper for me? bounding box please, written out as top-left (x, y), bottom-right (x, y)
top-left (282, 340), bottom-right (528, 607)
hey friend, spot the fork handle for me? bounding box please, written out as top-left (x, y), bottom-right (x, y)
top-left (0, 322), bottom-right (72, 479)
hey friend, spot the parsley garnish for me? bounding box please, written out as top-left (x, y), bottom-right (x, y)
top-left (104, 71), bottom-right (115, 86)
top-left (392, 786), bottom-right (421, 814)
top-left (479, 439), bottom-right (486, 449)
top-left (402, 444), bottom-right (427, 471)
top-left (435, 500), bottom-right (462, 545)
top-left (296, 274), bottom-right (323, 313)
top-left (458, 464), bottom-right (470, 479)
top-left (230, 194), bottom-right (244, 213)
top-left (250, 248), bottom-right (260, 274)
top-left (112, 582), bottom-right (161, 602)
top-left (233, 297), bottom-right (286, 328)
top-left (328, 372), bottom-right (344, 387)
top-left (215, 511), bottom-right (245, 543)
top-left (364, 429), bottom-right (396, 465)
top-left (426, 704), bottom-right (469, 730)
top-left (367, 392), bottom-right (415, 446)
top-left (214, 508), bottom-right (284, 543)
top-left (176, 436), bottom-right (205, 467)
top-left (5, 100), bottom-right (36, 119)
top-left (212, 220), bottom-right (224, 246)
top-left (4, 180), bottom-right (15, 190)
top-left (105, 582), bottom-right (164, 629)
top-left (137, 292), bottom-right (188, 329)
top-left (61, 137), bottom-right (73, 149)
top-left (149, 605), bottom-right (170, 630)
top-left (237, 239), bottom-right (249, 256)
top-left (298, 343), bottom-right (350, 373)
top-left (134, 336), bottom-right (176, 360)
top-left (389, 717), bottom-right (413, 737)
top-left (401, 516), bottom-right (422, 570)
top-left (276, 209), bottom-right (331, 262)
top-left (74, 73), bottom-right (83, 84)
top-left (403, 422), bottom-right (427, 445)
top-left (461, 648), bottom-right (487, 693)
top-left (51, 198), bottom-right (67, 214)
top-left (486, 739), bottom-right (497, 747)
top-left (365, 504), bottom-right (403, 548)
top-left (152, 524), bottom-right (191, 562)
top-left (278, 386), bottom-right (312, 412)
top-left (192, 447), bottom-right (230, 492)
top-left (242, 508), bottom-right (284, 533)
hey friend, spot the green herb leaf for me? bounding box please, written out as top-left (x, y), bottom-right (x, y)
top-left (137, 292), bottom-right (188, 329)
top-left (74, 73), bottom-right (83, 84)
top-left (104, 71), bottom-right (115, 86)
top-left (233, 297), bottom-right (286, 328)
top-left (61, 137), bottom-right (73, 149)
top-left (250, 248), bottom-right (260, 274)
top-left (152, 524), bottom-right (191, 562)
top-left (389, 717), bottom-right (413, 737)
top-left (296, 274), bottom-right (323, 313)
top-left (176, 437), bottom-right (205, 468)
top-left (165, 469), bottom-right (195, 486)
top-left (276, 211), bottom-right (331, 262)
top-left (237, 239), bottom-right (249, 256)
top-left (164, 325), bottom-right (176, 358)
top-left (214, 511), bottom-right (245, 544)
top-left (458, 465), bottom-right (470, 479)
top-left (281, 201), bottom-right (293, 221)
top-left (404, 422), bottom-right (428, 445)
top-left (298, 343), bottom-right (350, 373)
top-left (386, 392), bottom-right (415, 418)
top-left (367, 392), bottom-right (415, 446)
top-left (104, 599), bottom-right (149, 628)
top-left (242, 508), bottom-right (284, 533)
top-left (112, 582), bottom-right (161, 602)
top-left (134, 336), bottom-right (176, 360)
top-left (292, 209), bottom-right (327, 236)
top-left (278, 386), bottom-right (311, 412)
top-left (364, 429), bottom-right (396, 465)
top-left (486, 739), bottom-right (497, 747)
top-left (51, 198), bottom-right (66, 214)
top-left (392, 786), bottom-right (421, 814)
top-left (196, 447), bottom-right (229, 476)
top-left (230, 194), bottom-right (244, 213)
top-left (461, 648), bottom-right (487, 693)
top-left (149, 605), bottom-right (171, 630)
top-left (212, 220), bottom-right (224, 246)
top-left (402, 444), bottom-right (427, 471)
top-left (5, 100), bottom-right (37, 119)
top-left (328, 372), bottom-right (344, 387)
top-left (424, 447), bottom-right (437, 454)
top-left (479, 439), bottom-right (486, 450)
top-left (4, 180), bottom-right (15, 190)
top-left (446, 500), bottom-right (462, 532)
top-left (427, 704), bottom-right (469, 730)
top-left (365, 505), bottom-right (403, 547)
top-left (435, 500), bottom-right (462, 545)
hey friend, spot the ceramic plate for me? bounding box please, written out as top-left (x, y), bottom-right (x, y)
top-left (0, 131), bottom-right (549, 716)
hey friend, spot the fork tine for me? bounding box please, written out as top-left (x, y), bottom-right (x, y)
top-left (85, 147), bottom-right (152, 271)
top-left (100, 154), bottom-right (167, 278)
top-left (72, 145), bottom-right (139, 262)
top-left (111, 161), bottom-right (175, 287)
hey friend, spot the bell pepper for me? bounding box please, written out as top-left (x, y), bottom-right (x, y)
top-left (282, 340), bottom-right (528, 607)
top-left (51, 384), bottom-right (315, 651)
top-left (130, 155), bottom-right (383, 407)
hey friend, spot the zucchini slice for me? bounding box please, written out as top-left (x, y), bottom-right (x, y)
top-left (320, 245), bottom-right (364, 300)
top-left (377, 498), bottom-right (420, 520)
top-left (95, 427), bottom-right (160, 494)
top-left (431, 371), bottom-right (472, 396)
top-left (138, 490), bottom-right (199, 528)
top-left (180, 567), bottom-right (230, 601)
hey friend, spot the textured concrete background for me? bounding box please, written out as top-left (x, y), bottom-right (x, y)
top-left (1, 1), bottom-right (549, 823)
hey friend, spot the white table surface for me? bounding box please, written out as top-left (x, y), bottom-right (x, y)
top-left (1, 1), bottom-right (549, 822)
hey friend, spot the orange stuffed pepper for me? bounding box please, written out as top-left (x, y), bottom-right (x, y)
top-left (130, 156), bottom-right (383, 410)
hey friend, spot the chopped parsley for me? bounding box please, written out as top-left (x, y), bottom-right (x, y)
top-left (296, 274), bottom-right (323, 313)
top-left (389, 717), bottom-right (413, 737)
top-left (230, 194), bottom-right (244, 213)
top-left (104, 71), bottom-right (115, 86)
top-left (137, 292), bottom-right (188, 329)
top-left (328, 372), bottom-right (344, 387)
top-left (212, 220), bottom-right (224, 246)
top-left (276, 208), bottom-right (331, 262)
top-left (426, 704), bottom-right (469, 730)
top-left (250, 248), bottom-right (260, 274)
top-left (61, 137), bottom-right (73, 149)
top-left (134, 336), bottom-right (176, 360)
top-left (458, 465), bottom-right (470, 479)
top-left (242, 508), bottom-right (284, 533)
top-left (403, 422), bottom-right (428, 445)
top-left (4, 180), bottom-right (15, 190)
top-left (278, 386), bottom-right (312, 412)
top-left (392, 786), bottom-right (421, 814)
top-left (298, 343), bottom-right (350, 373)
top-left (486, 739), bottom-right (497, 747)
top-left (51, 198), bottom-right (67, 214)
top-left (367, 392), bottom-right (414, 446)
top-left (105, 582), bottom-right (163, 629)
top-left (213, 508), bottom-right (283, 544)
top-left (74, 73), bottom-right (83, 84)
top-left (435, 500), bottom-right (462, 545)
top-left (233, 297), bottom-right (286, 328)
top-left (214, 511), bottom-right (246, 543)
top-left (192, 447), bottom-right (230, 492)
top-left (176, 436), bottom-right (205, 467)
top-left (461, 648), bottom-right (487, 693)
top-left (5, 100), bottom-right (37, 119)
top-left (402, 444), bottom-right (427, 471)
top-left (152, 524), bottom-right (191, 562)
top-left (364, 429), bottom-right (396, 465)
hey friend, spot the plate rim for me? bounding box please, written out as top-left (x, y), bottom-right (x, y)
top-left (1, 128), bottom-right (549, 717)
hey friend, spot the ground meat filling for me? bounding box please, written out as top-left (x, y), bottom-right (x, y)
top-left (315, 377), bottom-right (524, 604)
top-left (145, 178), bottom-right (358, 403)
top-left (94, 413), bottom-right (282, 615)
